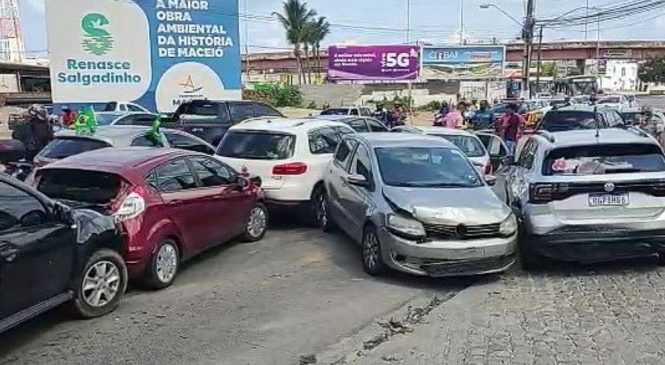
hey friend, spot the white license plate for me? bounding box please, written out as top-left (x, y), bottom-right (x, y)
top-left (588, 193), bottom-right (629, 207)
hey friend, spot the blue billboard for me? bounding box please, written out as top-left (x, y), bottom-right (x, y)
top-left (46, 0), bottom-right (241, 113)
top-left (421, 46), bottom-right (505, 80)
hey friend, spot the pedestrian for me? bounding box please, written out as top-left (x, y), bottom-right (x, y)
top-left (443, 102), bottom-right (465, 129)
top-left (391, 103), bottom-right (406, 127)
top-left (470, 100), bottom-right (493, 130)
top-left (13, 104), bottom-right (53, 160)
top-left (373, 103), bottom-right (388, 124)
top-left (640, 108), bottom-right (665, 146)
top-left (501, 103), bottom-right (525, 155)
top-left (60, 105), bottom-right (78, 127)
top-left (439, 101), bottom-right (450, 117)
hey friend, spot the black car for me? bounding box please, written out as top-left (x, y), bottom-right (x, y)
top-left (536, 105), bottom-right (625, 132)
top-left (0, 175), bottom-right (127, 333)
top-left (125, 100), bottom-right (285, 146)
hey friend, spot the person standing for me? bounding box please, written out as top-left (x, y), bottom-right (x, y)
top-left (501, 103), bottom-right (525, 155)
top-left (443, 103), bottom-right (465, 129)
top-left (640, 108), bottom-right (665, 147)
top-left (13, 104), bottom-right (54, 160)
top-left (471, 100), bottom-right (493, 130)
top-left (60, 105), bottom-right (78, 127)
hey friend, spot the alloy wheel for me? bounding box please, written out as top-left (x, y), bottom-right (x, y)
top-left (363, 231), bottom-right (380, 270)
top-left (316, 193), bottom-right (328, 228)
top-left (155, 243), bottom-right (178, 284)
top-left (247, 206), bottom-right (267, 239)
top-left (82, 260), bottom-right (121, 308)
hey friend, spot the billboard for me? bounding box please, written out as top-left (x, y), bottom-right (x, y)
top-left (421, 46), bottom-right (505, 80)
top-left (45, 0), bottom-right (241, 113)
top-left (328, 45), bottom-right (420, 81)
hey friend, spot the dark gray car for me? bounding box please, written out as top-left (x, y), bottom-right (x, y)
top-left (320, 133), bottom-right (517, 277)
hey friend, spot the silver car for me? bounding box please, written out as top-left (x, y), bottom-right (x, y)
top-left (320, 133), bottom-right (518, 277)
top-left (494, 128), bottom-right (665, 269)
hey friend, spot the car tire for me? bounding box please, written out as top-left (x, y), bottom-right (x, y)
top-left (143, 239), bottom-right (180, 290)
top-left (309, 185), bottom-right (326, 227)
top-left (318, 192), bottom-right (336, 232)
top-left (242, 203), bottom-right (269, 242)
top-left (518, 234), bottom-right (542, 271)
top-left (73, 248), bottom-right (128, 319)
top-left (362, 225), bottom-right (386, 276)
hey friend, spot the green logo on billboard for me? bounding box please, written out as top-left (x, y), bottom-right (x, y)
top-left (81, 13), bottom-right (113, 56)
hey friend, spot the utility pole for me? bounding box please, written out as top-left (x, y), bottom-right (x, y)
top-left (536, 24), bottom-right (543, 95)
top-left (522, 0), bottom-right (536, 98)
top-left (584, 0), bottom-right (589, 41)
top-left (459, 0), bottom-right (465, 45)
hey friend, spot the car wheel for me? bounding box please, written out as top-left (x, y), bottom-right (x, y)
top-left (309, 185), bottom-right (326, 227)
top-left (73, 248), bottom-right (128, 319)
top-left (317, 192), bottom-right (335, 232)
top-left (144, 239), bottom-right (180, 290)
top-left (362, 225), bottom-right (386, 276)
top-left (518, 234), bottom-right (542, 271)
top-left (242, 203), bottom-right (269, 242)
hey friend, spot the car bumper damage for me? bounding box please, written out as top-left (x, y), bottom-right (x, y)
top-left (377, 226), bottom-right (518, 277)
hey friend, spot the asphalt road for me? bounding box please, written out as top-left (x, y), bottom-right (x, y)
top-left (0, 218), bottom-right (470, 365)
top-left (637, 94), bottom-right (665, 108)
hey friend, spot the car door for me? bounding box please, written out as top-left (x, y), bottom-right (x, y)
top-left (494, 138), bottom-right (532, 204)
top-left (326, 138), bottom-right (358, 233)
top-left (0, 181), bottom-right (75, 319)
top-left (478, 133), bottom-right (509, 171)
top-left (152, 158), bottom-right (204, 257)
top-left (188, 156), bottom-right (251, 245)
top-left (366, 118), bottom-right (389, 132)
top-left (163, 131), bottom-right (215, 154)
top-left (347, 118), bottom-right (370, 132)
top-left (508, 139), bottom-right (538, 208)
top-left (339, 143), bottom-right (375, 240)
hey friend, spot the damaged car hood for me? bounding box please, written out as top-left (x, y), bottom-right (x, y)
top-left (383, 186), bottom-right (511, 225)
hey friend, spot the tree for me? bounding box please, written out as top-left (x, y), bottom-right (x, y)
top-left (639, 57), bottom-right (665, 84)
top-left (311, 17), bottom-right (330, 83)
top-left (273, 0), bottom-right (316, 85)
top-left (301, 21), bottom-right (317, 84)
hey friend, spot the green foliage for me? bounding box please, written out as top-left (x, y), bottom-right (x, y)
top-left (243, 84), bottom-right (303, 107)
top-left (639, 57), bottom-right (665, 83)
top-left (540, 62), bottom-right (557, 77)
top-left (421, 101), bottom-right (442, 112)
top-left (306, 101), bottom-right (318, 109)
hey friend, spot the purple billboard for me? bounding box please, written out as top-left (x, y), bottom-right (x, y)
top-left (328, 45), bottom-right (420, 81)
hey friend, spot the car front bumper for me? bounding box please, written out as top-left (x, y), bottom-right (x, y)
top-left (377, 226), bottom-right (518, 277)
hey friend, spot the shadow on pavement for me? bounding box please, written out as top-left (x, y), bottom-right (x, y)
top-left (516, 256), bottom-right (662, 278)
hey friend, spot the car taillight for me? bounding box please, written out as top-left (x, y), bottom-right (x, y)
top-left (272, 162), bottom-right (307, 175)
top-left (112, 186), bottom-right (147, 222)
top-left (529, 183), bottom-right (555, 204)
top-left (484, 160), bottom-right (492, 175)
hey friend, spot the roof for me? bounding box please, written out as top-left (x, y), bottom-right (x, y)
top-left (353, 132), bottom-right (457, 149)
top-left (40, 147), bottom-right (195, 184)
top-left (539, 128), bottom-right (655, 148)
top-left (417, 126), bottom-right (478, 138)
top-left (230, 118), bottom-right (352, 133)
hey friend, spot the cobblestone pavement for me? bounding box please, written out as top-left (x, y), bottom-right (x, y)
top-left (318, 261), bottom-right (665, 365)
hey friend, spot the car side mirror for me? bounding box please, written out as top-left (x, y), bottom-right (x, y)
top-left (484, 175), bottom-right (497, 186)
top-left (347, 174), bottom-right (370, 188)
top-left (232, 175), bottom-right (249, 190)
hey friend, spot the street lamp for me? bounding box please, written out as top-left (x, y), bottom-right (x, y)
top-left (479, 3), bottom-right (523, 27)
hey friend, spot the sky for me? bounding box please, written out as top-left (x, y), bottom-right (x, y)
top-left (19, 0), bottom-right (665, 57)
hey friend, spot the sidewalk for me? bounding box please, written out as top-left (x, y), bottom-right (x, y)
top-left (317, 264), bottom-right (665, 365)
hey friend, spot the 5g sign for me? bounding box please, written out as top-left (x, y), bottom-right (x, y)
top-left (382, 52), bottom-right (411, 68)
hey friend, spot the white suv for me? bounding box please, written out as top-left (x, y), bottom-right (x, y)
top-left (216, 118), bottom-right (355, 222)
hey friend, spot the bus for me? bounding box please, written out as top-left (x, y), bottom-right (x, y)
top-left (553, 75), bottom-right (598, 96)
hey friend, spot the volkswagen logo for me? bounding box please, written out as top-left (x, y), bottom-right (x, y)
top-left (455, 224), bottom-right (467, 237)
top-left (604, 182), bottom-right (615, 192)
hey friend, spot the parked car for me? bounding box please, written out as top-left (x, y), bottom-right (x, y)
top-left (216, 118), bottom-right (355, 222)
top-left (101, 101), bottom-right (151, 113)
top-left (320, 106), bottom-right (373, 117)
top-left (313, 115), bottom-right (389, 132)
top-left (494, 128), bottom-right (665, 269)
top-left (32, 147), bottom-right (268, 288)
top-left (319, 133), bottom-right (517, 277)
top-left (390, 126), bottom-right (499, 176)
top-left (536, 105), bottom-right (625, 133)
top-left (596, 94), bottom-right (631, 111)
top-left (33, 126), bottom-right (215, 167)
top-left (620, 108), bottom-right (644, 126)
top-left (0, 174), bottom-right (127, 333)
top-left (124, 100), bottom-right (285, 146)
top-left (94, 112), bottom-right (158, 126)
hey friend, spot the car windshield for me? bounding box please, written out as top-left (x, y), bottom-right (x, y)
top-left (538, 111), bottom-right (598, 132)
top-left (37, 169), bottom-right (123, 205)
top-left (599, 97), bottom-right (621, 104)
top-left (375, 147), bottom-right (482, 188)
top-left (429, 134), bottom-right (486, 157)
top-left (320, 108), bottom-right (350, 116)
top-left (217, 130), bottom-right (295, 160)
top-left (543, 144), bottom-right (665, 176)
top-left (95, 113), bottom-right (123, 125)
top-left (39, 137), bottom-right (111, 159)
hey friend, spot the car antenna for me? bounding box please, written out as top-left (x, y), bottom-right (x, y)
top-left (594, 105), bottom-right (600, 139)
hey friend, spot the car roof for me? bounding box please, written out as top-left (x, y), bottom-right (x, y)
top-left (313, 115), bottom-right (359, 121)
top-left (229, 118), bottom-right (352, 133)
top-left (352, 132), bottom-right (458, 149)
top-left (416, 126), bottom-right (478, 138)
top-left (536, 128), bottom-right (655, 149)
top-left (549, 105), bottom-right (598, 112)
top-left (40, 147), bottom-right (197, 184)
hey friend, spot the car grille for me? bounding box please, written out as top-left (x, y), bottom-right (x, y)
top-left (423, 222), bottom-right (501, 240)
top-left (420, 255), bottom-right (516, 276)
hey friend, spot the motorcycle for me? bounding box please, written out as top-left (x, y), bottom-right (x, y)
top-left (0, 139), bottom-right (33, 181)
top-left (0, 161), bottom-right (33, 181)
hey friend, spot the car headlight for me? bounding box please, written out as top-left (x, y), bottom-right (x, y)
top-left (499, 214), bottom-right (518, 236)
top-left (386, 214), bottom-right (426, 238)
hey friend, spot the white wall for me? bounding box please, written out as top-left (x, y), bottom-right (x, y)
top-left (599, 60), bottom-right (639, 91)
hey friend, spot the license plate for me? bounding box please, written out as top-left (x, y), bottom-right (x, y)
top-left (588, 193), bottom-right (629, 207)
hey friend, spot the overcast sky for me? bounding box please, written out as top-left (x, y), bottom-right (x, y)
top-left (20, 0), bottom-right (665, 57)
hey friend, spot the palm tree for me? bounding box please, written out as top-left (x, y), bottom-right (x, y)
top-left (273, 0), bottom-right (316, 85)
top-left (302, 21), bottom-right (318, 84)
top-left (311, 17), bottom-right (331, 83)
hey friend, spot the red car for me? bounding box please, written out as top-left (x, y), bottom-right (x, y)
top-left (31, 147), bottom-right (268, 289)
